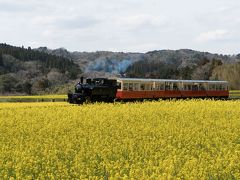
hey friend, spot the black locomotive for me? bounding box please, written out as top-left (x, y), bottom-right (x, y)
top-left (68, 77), bottom-right (118, 104)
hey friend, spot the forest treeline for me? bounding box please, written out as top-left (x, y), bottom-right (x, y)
top-left (0, 43), bottom-right (80, 94)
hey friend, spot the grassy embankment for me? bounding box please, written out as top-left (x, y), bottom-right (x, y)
top-left (0, 95), bottom-right (67, 102)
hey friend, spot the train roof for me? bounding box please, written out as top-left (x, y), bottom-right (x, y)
top-left (117, 78), bottom-right (228, 84)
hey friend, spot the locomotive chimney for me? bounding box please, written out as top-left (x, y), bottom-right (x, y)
top-left (80, 77), bottom-right (84, 84)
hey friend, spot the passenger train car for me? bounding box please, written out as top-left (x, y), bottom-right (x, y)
top-left (116, 78), bottom-right (229, 100)
top-left (67, 77), bottom-right (229, 104)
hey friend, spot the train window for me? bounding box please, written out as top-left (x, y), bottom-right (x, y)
top-left (222, 84), bottom-right (226, 90)
top-left (192, 85), bottom-right (198, 91)
top-left (140, 84), bottom-right (145, 90)
top-left (133, 83), bottom-right (139, 91)
top-left (184, 84), bottom-right (188, 90)
top-left (86, 79), bottom-right (92, 84)
top-left (209, 84), bottom-right (216, 90)
top-left (155, 83), bottom-right (164, 90)
top-left (221, 85), bottom-right (224, 90)
top-left (160, 84), bottom-right (165, 90)
top-left (184, 84), bottom-right (192, 91)
top-left (145, 84), bottom-right (151, 91)
top-left (165, 85), bottom-right (170, 90)
top-left (199, 84), bottom-right (205, 91)
top-left (95, 79), bottom-right (103, 85)
top-left (173, 83), bottom-right (178, 90)
top-left (219, 84), bottom-right (227, 90)
top-left (165, 82), bottom-right (171, 90)
top-left (220, 85), bottom-right (224, 90)
top-left (123, 83), bottom-right (128, 91)
top-left (222, 84), bottom-right (227, 90)
top-left (129, 83), bottom-right (133, 91)
top-left (208, 84), bottom-right (211, 90)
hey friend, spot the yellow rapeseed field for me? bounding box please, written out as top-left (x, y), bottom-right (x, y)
top-left (1, 100), bottom-right (240, 179)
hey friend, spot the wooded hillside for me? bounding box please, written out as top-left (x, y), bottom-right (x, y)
top-left (0, 44), bottom-right (80, 94)
top-left (1, 44), bottom-right (240, 95)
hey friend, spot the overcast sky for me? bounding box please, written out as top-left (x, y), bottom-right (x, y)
top-left (0, 0), bottom-right (239, 54)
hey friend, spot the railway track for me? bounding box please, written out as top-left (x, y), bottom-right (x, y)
top-left (0, 91), bottom-right (239, 103)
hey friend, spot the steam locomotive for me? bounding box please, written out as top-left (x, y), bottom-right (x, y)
top-left (68, 77), bottom-right (229, 104)
top-left (68, 77), bottom-right (118, 104)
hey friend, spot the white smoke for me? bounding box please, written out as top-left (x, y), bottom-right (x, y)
top-left (85, 58), bottom-right (133, 74)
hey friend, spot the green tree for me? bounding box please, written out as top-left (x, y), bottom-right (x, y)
top-left (0, 53), bottom-right (3, 66)
top-left (0, 74), bottom-right (17, 93)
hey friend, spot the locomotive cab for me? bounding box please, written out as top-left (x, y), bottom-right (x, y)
top-left (75, 83), bottom-right (83, 93)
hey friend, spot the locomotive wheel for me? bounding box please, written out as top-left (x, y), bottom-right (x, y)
top-left (85, 96), bottom-right (91, 103)
top-left (107, 97), bottom-right (114, 103)
top-left (73, 98), bottom-right (78, 104)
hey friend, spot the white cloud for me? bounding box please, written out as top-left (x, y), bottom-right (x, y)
top-left (195, 30), bottom-right (229, 43)
top-left (215, 6), bottom-right (232, 12)
top-left (31, 16), bottom-right (57, 27)
top-left (116, 15), bottom-right (169, 30)
top-left (0, 0), bottom-right (240, 54)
